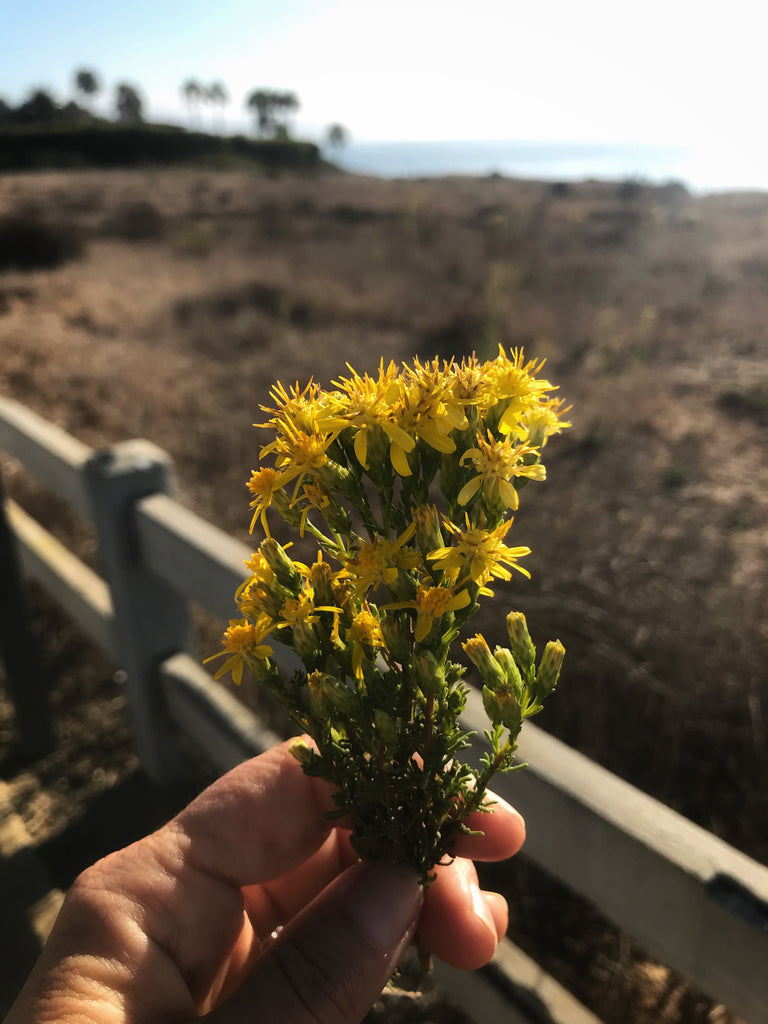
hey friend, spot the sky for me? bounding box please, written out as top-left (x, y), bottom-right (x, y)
top-left (2, 0), bottom-right (766, 167)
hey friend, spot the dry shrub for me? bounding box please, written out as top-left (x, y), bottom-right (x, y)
top-left (718, 385), bottom-right (768, 426)
top-left (101, 199), bottom-right (165, 241)
top-left (0, 212), bottom-right (83, 270)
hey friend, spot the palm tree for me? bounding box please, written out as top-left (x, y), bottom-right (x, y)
top-left (326, 123), bottom-right (349, 154)
top-left (245, 88), bottom-right (299, 138)
top-left (245, 89), bottom-right (272, 136)
top-left (181, 78), bottom-right (203, 128)
top-left (115, 83), bottom-right (143, 124)
top-left (274, 91), bottom-right (299, 138)
top-left (207, 81), bottom-right (229, 132)
top-left (74, 68), bottom-right (100, 112)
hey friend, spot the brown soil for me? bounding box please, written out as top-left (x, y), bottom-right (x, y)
top-left (2, 165), bottom-right (767, 1024)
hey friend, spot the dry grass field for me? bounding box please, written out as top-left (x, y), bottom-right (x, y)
top-left (1, 164), bottom-right (767, 1023)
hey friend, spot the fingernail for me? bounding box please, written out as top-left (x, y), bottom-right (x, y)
top-left (471, 884), bottom-right (500, 946)
top-left (341, 862), bottom-right (423, 956)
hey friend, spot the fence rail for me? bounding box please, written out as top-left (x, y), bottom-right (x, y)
top-left (1, 395), bottom-right (767, 1023)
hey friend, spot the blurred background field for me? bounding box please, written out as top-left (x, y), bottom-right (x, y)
top-left (1, 161), bottom-right (766, 1021)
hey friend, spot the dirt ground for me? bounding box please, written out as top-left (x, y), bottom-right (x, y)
top-left (1, 164), bottom-right (767, 1023)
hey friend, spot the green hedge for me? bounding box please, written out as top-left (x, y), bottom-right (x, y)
top-left (0, 124), bottom-right (321, 171)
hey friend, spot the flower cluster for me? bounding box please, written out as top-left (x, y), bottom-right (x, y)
top-left (208, 348), bottom-right (570, 882)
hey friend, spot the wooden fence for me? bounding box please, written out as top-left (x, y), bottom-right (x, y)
top-left (1, 395), bottom-right (767, 1024)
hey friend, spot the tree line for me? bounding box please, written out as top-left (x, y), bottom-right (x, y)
top-left (1, 67), bottom-right (348, 151)
top-left (0, 70), bottom-right (143, 127)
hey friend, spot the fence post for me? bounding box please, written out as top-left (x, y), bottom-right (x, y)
top-left (84, 441), bottom-right (194, 786)
top-left (0, 468), bottom-right (54, 757)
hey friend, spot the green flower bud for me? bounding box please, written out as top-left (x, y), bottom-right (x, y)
top-left (260, 538), bottom-right (302, 591)
top-left (254, 581), bottom-right (293, 620)
top-left (243, 651), bottom-right (276, 684)
top-left (320, 499), bottom-right (352, 535)
top-left (308, 558), bottom-right (335, 609)
top-left (413, 503), bottom-right (444, 555)
top-left (463, 634), bottom-right (507, 691)
top-left (307, 674), bottom-right (330, 717)
top-left (496, 689), bottom-right (523, 733)
top-left (506, 611), bottom-right (536, 673)
top-left (493, 646), bottom-right (524, 699)
top-left (482, 684), bottom-right (502, 726)
top-left (413, 647), bottom-right (446, 696)
top-left (440, 450), bottom-right (463, 506)
top-left (271, 487), bottom-right (303, 528)
top-left (362, 425), bottom-right (395, 487)
top-left (317, 459), bottom-right (356, 498)
top-left (291, 619), bottom-right (320, 663)
top-left (373, 708), bottom-right (398, 746)
top-left (312, 671), bottom-right (359, 717)
top-left (535, 640), bottom-right (565, 699)
top-left (380, 615), bottom-right (410, 665)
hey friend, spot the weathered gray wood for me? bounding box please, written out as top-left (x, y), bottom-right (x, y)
top-left (0, 476), bottom-right (53, 756)
top-left (84, 442), bottom-right (194, 786)
top-left (0, 398), bottom-right (92, 517)
top-left (159, 652), bottom-right (281, 772)
top-left (5, 498), bottom-right (117, 660)
top-left (460, 686), bottom-right (768, 1023)
top-left (434, 936), bottom-right (604, 1024)
top-left (135, 492), bottom-right (252, 623)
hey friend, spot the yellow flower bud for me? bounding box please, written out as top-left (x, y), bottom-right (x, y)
top-left (535, 640), bottom-right (565, 699)
top-left (463, 634), bottom-right (506, 691)
top-left (493, 646), bottom-right (524, 699)
top-left (289, 738), bottom-right (315, 766)
top-left (506, 611), bottom-right (536, 673)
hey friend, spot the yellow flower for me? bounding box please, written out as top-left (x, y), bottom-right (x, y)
top-left (487, 346), bottom-right (556, 435)
top-left (428, 515), bottom-right (531, 587)
top-left (412, 585), bottom-right (471, 642)
top-left (293, 480), bottom-right (331, 536)
top-left (517, 399), bottom-right (572, 449)
top-left (399, 357), bottom-right (468, 456)
top-left (204, 615), bottom-right (274, 684)
top-left (263, 419), bottom-right (338, 502)
top-left (238, 549), bottom-right (276, 597)
top-left (346, 523), bottom-right (421, 596)
top-left (348, 607), bottom-right (386, 678)
top-left (458, 433), bottom-right (546, 511)
top-left (449, 354), bottom-right (499, 411)
top-left (247, 467), bottom-right (287, 536)
top-left (327, 360), bottom-right (416, 476)
top-left (279, 590), bottom-right (320, 626)
top-left (258, 378), bottom-right (338, 436)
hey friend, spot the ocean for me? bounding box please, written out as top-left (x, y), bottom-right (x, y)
top-left (336, 139), bottom-right (767, 195)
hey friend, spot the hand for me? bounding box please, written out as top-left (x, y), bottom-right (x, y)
top-left (7, 738), bottom-right (525, 1023)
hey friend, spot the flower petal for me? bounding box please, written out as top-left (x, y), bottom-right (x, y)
top-left (457, 476), bottom-right (482, 506)
top-left (390, 442), bottom-right (413, 477)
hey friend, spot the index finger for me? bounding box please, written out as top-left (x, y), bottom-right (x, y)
top-left (174, 739), bottom-right (339, 887)
top-left (450, 789), bottom-right (526, 861)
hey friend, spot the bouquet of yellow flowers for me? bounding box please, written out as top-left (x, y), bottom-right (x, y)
top-left (208, 348), bottom-right (570, 883)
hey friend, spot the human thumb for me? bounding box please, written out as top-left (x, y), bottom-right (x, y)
top-left (208, 861), bottom-right (423, 1024)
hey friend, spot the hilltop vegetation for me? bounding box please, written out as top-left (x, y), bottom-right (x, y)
top-left (0, 122), bottom-right (322, 172)
top-left (0, 70), bottom-right (335, 172)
